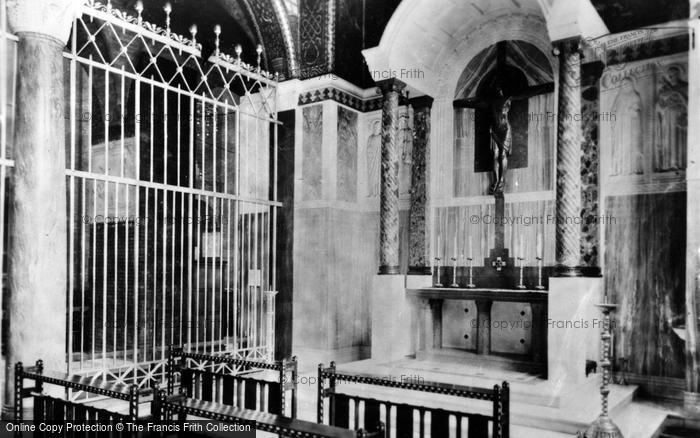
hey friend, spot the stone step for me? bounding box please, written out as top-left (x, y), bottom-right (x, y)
top-left (511, 425), bottom-right (576, 438)
top-left (611, 402), bottom-right (670, 438)
top-left (507, 382), bottom-right (637, 434)
top-left (657, 416), bottom-right (700, 438)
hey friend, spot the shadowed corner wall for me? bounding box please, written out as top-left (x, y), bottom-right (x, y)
top-left (275, 109), bottom-right (295, 360)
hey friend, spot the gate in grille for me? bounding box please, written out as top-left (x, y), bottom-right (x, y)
top-left (65, 0), bottom-right (279, 389)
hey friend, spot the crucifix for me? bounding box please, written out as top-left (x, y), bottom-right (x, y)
top-left (453, 41), bottom-right (554, 270)
top-left (453, 41), bottom-right (554, 195)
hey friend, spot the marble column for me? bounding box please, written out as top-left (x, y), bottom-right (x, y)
top-left (377, 78), bottom-right (406, 275)
top-left (580, 61), bottom-right (604, 273)
top-left (4, 0), bottom-right (78, 416)
top-left (407, 96), bottom-right (433, 275)
top-left (685, 10), bottom-right (700, 405)
top-left (552, 38), bottom-right (584, 276)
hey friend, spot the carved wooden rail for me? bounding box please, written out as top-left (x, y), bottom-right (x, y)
top-left (167, 346), bottom-right (298, 417)
top-left (318, 363), bottom-right (510, 438)
top-left (154, 390), bottom-right (385, 438)
top-left (14, 360), bottom-right (145, 423)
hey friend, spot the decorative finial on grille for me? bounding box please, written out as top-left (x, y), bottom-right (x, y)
top-left (135, 1), bottom-right (144, 25)
top-left (235, 44), bottom-right (243, 65)
top-left (256, 44), bottom-right (263, 72)
top-left (106, 0), bottom-right (112, 11)
top-left (189, 24), bottom-right (198, 47)
top-left (214, 25), bottom-right (221, 56)
top-left (164, 3), bottom-right (172, 37)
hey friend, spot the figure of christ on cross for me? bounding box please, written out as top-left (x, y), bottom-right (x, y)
top-left (489, 90), bottom-right (513, 194)
top-left (453, 40), bottom-right (554, 195)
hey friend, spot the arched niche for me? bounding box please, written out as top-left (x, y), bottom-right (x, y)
top-left (455, 40), bottom-right (554, 176)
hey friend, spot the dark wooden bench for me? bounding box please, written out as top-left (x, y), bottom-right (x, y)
top-left (167, 347), bottom-right (298, 418)
top-left (154, 390), bottom-right (384, 438)
top-left (317, 362), bottom-right (510, 438)
top-left (15, 360), bottom-right (145, 423)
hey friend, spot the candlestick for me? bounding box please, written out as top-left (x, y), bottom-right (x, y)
top-left (535, 256), bottom-right (544, 289)
top-left (466, 256), bottom-right (476, 288)
top-left (584, 303), bottom-right (623, 438)
top-left (434, 257), bottom-right (443, 287)
top-left (450, 256), bottom-right (459, 287)
top-left (517, 256), bottom-right (526, 289)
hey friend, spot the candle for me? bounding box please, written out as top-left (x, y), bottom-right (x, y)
top-left (437, 233), bottom-right (441, 259)
top-left (536, 226), bottom-right (543, 258)
top-left (519, 234), bottom-right (524, 259)
top-left (469, 235), bottom-right (473, 259)
top-left (453, 233), bottom-right (458, 259)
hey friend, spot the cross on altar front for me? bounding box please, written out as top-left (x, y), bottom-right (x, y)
top-left (492, 257), bottom-right (507, 271)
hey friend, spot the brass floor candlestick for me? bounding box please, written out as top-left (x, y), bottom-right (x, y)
top-left (584, 303), bottom-right (623, 438)
top-left (535, 256), bottom-right (544, 290)
top-left (450, 257), bottom-right (459, 287)
top-left (466, 257), bottom-right (476, 288)
top-left (517, 256), bottom-right (526, 289)
top-left (434, 257), bottom-right (443, 287)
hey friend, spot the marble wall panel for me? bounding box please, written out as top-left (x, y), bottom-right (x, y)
top-left (302, 105), bottom-right (323, 200)
top-left (337, 107), bottom-right (358, 202)
top-left (604, 192), bottom-right (686, 378)
top-left (293, 207), bottom-right (331, 348)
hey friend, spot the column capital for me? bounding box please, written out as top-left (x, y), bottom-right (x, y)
top-left (552, 36), bottom-right (584, 58)
top-left (7, 0), bottom-right (81, 45)
top-left (376, 78), bottom-right (407, 95)
top-left (409, 95), bottom-right (434, 111)
top-left (581, 61), bottom-right (605, 85)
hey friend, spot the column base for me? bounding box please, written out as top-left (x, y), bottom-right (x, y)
top-left (552, 265), bottom-right (601, 277)
top-left (378, 265), bottom-right (401, 275)
top-left (548, 276), bottom-right (602, 384)
top-left (683, 391), bottom-right (700, 418)
top-left (371, 274), bottom-right (414, 361)
top-left (2, 404), bottom-right (31, 421)
top-left (407, 266), bottom-right (431, 275)
top-left (1, 405), bottom-right (12, 421)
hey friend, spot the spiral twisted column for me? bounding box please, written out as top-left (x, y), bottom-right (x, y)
top-left (377, 78), bottom-right (406, 275)
top-left (553, 38), bottom-right (584, 276)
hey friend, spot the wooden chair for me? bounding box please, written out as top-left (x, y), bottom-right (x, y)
top-left (154, 389), bottom-right (384, 438)
top-left (167, 346), bottom-right (298, 417)
top-left (15, 360), bottom-right (145, 424)
top-left (318, 362), bottom-right (510, 438)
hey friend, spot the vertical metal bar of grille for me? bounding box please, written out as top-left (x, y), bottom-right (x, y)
top-left (62, 2), bottom-right (279, 388)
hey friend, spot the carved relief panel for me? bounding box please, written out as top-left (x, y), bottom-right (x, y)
top-left (600, 53), bottom-right (687, 191)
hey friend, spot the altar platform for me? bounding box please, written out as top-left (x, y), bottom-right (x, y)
top-left (408, 287), bottom-right (549, 375)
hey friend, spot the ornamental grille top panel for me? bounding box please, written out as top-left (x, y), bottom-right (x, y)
top-left (73, 0), bottom-right (277, 118)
